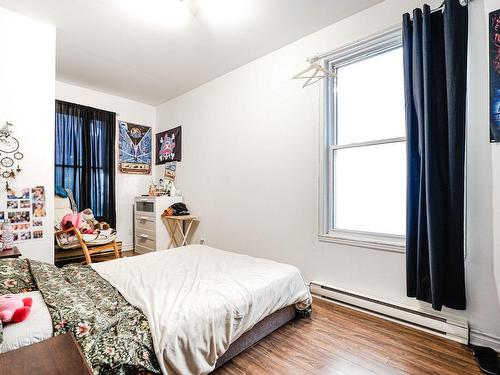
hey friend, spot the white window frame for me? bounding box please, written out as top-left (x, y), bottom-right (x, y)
top-left (318, 26), bottom-right (406, 253)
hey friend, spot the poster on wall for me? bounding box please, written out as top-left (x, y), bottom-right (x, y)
top-left (4, 185), bottom-right (46, 242)
top-left (164, 162), bottom-right (177, 181)
top-left (118, 121), bottom-right (152, 174)
top-left (32, 186), bottom-right (46, 218)
top-left (8, 211), bottom-right (30, 225)
top-left (155, 126), bottom-right (182, 165)
top-left (7, 188), bottom-right (29, 200)
top-left (490, 9), bottom-right (500, 142)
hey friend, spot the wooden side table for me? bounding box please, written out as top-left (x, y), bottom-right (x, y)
top-left (0, 333), bottom-right (92, 374)
top-left (165, 215), bottom-right (198, 248)
top-left (0, 246), bottom-right (21, 259)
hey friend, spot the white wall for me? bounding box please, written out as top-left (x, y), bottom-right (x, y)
top-left (155, 0), bottom-right (500, 346)
top-left (0, 7), bottom-right (55, 263)
top-left (56, 82), bottom-right (156, 250)
top-left (468, 0), bottom-right (500, 348)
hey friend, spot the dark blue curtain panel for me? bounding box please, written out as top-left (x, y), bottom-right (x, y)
top-left (55, 100), bottom-right (116, 228)
top-left (402, 0), bottom-right (468, 311)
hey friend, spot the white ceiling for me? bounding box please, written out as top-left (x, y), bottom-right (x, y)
top-left (0, 0), bottom-right (382, 105)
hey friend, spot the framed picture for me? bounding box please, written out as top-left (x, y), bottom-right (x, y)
top-left (32, 202), bottom-right (46, 217)
top-left (8, 211), bottom-right (30, 223)
top-left (7, 188), bottom-right (30, 200)
top-left (32, 186), bottom-right (45, 203)
top-left (164, 161), bottom-right (177, 181)
top-left (156, 126), bottom-right (182, 165)
top-left (490, 9), bottom-right (500, 142)
top-left (7, 201), bottom-right (18, 209)
top-left (118, 121), bottom-right (152, 174)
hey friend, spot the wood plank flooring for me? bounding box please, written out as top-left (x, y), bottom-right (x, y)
top-left (214, 298), bottom-right (480, 375)
top-left (84, 249), bottom-right (136, 264)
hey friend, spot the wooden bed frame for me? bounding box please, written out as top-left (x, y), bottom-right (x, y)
top-left (214, 305), bottom-right (296, 370)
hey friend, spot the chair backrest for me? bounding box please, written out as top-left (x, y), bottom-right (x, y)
top-left (54, 194), bottom-right (74, 229)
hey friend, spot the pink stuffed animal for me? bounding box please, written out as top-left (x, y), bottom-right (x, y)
top-left (61, 212), bottom-right (83, 230)
top-left (0, 295), bottom-right (32, 324)
top-left (61, 212), bottom-right (94, 234)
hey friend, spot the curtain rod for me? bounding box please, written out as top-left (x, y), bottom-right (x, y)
top-left (408, 0), bottom-right (469, 22)
top-left (432, 0), bottom-right (470, 14)
top-left (306, 25), bottom-right (401, 63)
top-left (306, 0), bottom-right (469, 64)
top-left (433, 2), bottom-right (445, 13)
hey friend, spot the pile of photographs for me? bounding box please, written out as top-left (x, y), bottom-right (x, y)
top-left (1, 186), bottom-right (46, 242)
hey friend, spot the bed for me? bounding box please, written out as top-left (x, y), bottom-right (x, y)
top-left (0, 245), bottom-right (312, 374)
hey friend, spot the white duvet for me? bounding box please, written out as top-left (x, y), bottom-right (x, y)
top-left (92, 245), bottom-right (311, 375)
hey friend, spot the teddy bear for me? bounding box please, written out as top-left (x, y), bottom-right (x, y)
top-left (0, 295), bottom-right (32, 324)
top-left (82, 208), bottom-right (111, 230)
top-left (81, 208), bottom-right (99, 232)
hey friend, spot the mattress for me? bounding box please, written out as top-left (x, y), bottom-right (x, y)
top-left (92, 244), bottom-right (312, 374)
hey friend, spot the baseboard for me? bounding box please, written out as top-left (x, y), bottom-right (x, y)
top-left (470, 330), bottom-right (500, 352)
top-left (310, 282), bottom-right (469, 344)
top-left (121, 243), bottom-right (134, 252)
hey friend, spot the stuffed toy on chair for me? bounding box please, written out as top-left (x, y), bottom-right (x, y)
top-left (82, 208), bottom-right (110, 230)
top-left (62, 209), bottom-right (112, 235)
top-left (81, 208), bottom-right (98, 229)
top-left (61, 212), bottom-right (94, 234)
top-left (0, 295), bottom-right (32, 324)
top-left (61, 212), bottom-right (84, 230)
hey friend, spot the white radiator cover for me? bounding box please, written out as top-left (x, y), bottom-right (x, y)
top-left (310, 282), bottom-right (469, 344)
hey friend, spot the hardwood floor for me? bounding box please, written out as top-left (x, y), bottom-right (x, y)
top-left (92, 249), bottom-right (135, 262)
top-left (214, 298), bottom-right (480, 375)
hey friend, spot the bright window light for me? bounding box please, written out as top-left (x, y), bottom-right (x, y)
top-left (334, 142), bottom-right (406, 236)
top-left (328, 47), bottom-right (406, 237)
top-left (336, 49), bottom-right (406, 144)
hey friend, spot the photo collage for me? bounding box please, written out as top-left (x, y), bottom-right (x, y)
top-left (2, 186), bottom-right (46, 242)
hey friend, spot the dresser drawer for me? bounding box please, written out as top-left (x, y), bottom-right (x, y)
top-left (135, 216), bottom-right (155, 232)
top-left (135, 200), bottom-right (155, 215)
top-left (135, 243), bottom-right (154, 255)
top-left (135, 233), bottom-right (156, 251)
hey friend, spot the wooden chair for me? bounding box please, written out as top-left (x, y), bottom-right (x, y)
top-left (54, 191), bottom-right (120, 265)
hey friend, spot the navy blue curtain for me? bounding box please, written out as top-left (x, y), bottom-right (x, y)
top-left (55, 100), bottom-right (116, 228)
top-left (403, 0), bottom-right (468, 311)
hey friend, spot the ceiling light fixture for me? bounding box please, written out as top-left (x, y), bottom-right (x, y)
top-left (195, 0), bottom-right (252, 30)
top-left (115, 0), bottom-right (251, 29)
top-left (117, 0), bottom-right (192, 28)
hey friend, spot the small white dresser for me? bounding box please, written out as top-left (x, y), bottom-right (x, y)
top-left (134, 195), bottom-right (183, 254)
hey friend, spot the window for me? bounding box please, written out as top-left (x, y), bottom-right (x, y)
top-left (321, 30), bottom-right (406, 249)
top-left (55, 100), bottom-right (117, 227)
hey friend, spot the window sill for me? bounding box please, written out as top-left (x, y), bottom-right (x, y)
top-left (318, 233), bottom-right (405, 254)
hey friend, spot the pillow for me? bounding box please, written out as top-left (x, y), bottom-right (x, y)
top-left (0, 291), bottom-right (53, 353)
top-left (0, 259), bottom-right (37, 295)
top-left (55, 186), bottom-right (68, 198)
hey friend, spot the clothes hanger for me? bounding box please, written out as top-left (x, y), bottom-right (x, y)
top-left (292, 58), bottom-right (336, 88)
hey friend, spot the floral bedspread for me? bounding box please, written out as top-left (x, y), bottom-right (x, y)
top-left (28, 260), bottom-right (160, 375)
